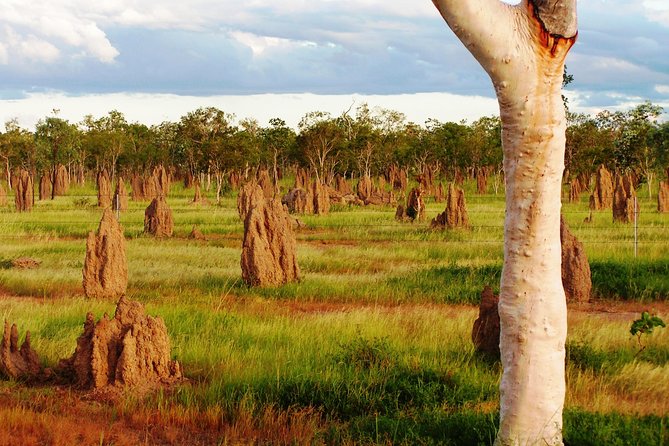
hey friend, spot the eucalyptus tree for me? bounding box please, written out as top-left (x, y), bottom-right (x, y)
top-left (260, 118), bottom-right (296, 193)
top-left (35, 112), bottom-right (79, 199)
top-left (432, 0), bottom-right (577, 444)
top-left (296, 111), bottom-right (343, 183)
top-left (1, 119), bottom-right (36, 188)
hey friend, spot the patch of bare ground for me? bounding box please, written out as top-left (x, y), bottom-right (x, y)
top-left (0, 386), bottom-right (324, 446)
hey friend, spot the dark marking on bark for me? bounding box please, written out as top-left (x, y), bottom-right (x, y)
top-left (528, 0), bottom-right (577, 57)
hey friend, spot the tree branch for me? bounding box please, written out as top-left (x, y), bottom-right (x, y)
top-left (431, 0), bottom-right (517, 75)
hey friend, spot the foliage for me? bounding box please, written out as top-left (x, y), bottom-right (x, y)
top-left (630, 311), bottom-right (666, 355)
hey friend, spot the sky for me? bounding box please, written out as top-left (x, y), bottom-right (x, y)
top-left (0, 0), bottom-right (668, 130)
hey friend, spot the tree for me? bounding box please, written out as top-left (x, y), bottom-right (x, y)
top-left (297, 111), bottom-right (342, 183)
top-left (432, 1), bottom-right (577, 444)
top-left (261, 118), bottom-right (296, 194)
top-left (35, 112), bottom-right (79, 199)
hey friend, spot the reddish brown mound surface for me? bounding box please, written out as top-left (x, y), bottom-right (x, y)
top-left (431, 183), bottom-right (469, 229)
top-left (240, 183), bottom-right (300, 287)
top-left (97, 169), bottom-right (112, 209)
top-left (0, 183), bottom-right (7, 206)
top-left (189, 225), bottom-right (207, 241)
top-left (39, 174), bottom-right (51, 201)
top-left (658, 180), bottom-right (669, 213)
top-left (312, 180), bottom-right (330, 215)
top-left (561, 216), bottom-right (592, 303)
top-left (590, 165), bottom-right (613, 210)
top-left (0, 321), bottom-right (41, 380)
top-left (613, 174), bottom-right (638, 223)
top-left (113, 177), bottom-right (129, 212)
top-left (57, 296), bottom-right (182, 389)
top-left (405, 187), bottom-right (425, 221)
top-left (11, 257), bottom-right (41, 269)
top-left (53, 164), bottom-right (69, 196)
top-left (83, 209), bottom-right (128, 299)
top-left (144, 196), bottom-right (174, 237)
top-left (14, 169), bottom-right (33, 212)
top-left (471, 286), bottom-right (500, 357)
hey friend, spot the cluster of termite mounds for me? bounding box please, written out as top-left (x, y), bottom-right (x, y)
top-left (583, 165), bottom-right (643, 223)
top-left (471, 215), bottom-right (593, 358)
top-left (1, 297), bottom-right (182, 389)
top-left (2, 207), bottom-right (181, 388)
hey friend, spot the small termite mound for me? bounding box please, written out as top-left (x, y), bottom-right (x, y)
top-left (11, 257), bottom-right (41, 269)
top-left (589, 165), bottom-right (613, 210)
top-left (131, 174), bottom-right (145, 201)
top-left (471, 286), bottom-right (500, 358)
top-left (144, 196), bottom-right (174, 237)
top-left (431, 184), bottom-right (469, 229)
top-left (568, 178), bottom-right (581, 203)
top-left (612, 174), bottom-right (638, 223)
top-left (405, 187), bottom-right (425, 221)
top-left (312, 180), bottom-right (330, 215)
top-left (14, 169), bottom-right (33, 212)
top-left (0, 182), bottom-right (7, 206)
top-left (39, 173), bottom-right (51, 200)
top-left (476, 168), bottom-right (488, 194)
top-left (53, 164), bottom-right (69, 196)
top-left (83, 209), bottom-right (128, 299)
top-left (356, 175), bottom-right (373, 203)
top-left (560, 216), bottom-right (591, 304)
top-left (189, 225), bottom-right (207, 241)
top-left (282, 187), bottom-right (313, 214)
top-left (57, 296), bottom-right (182, 389)
top-left (1, 321), bottom-right (42, 380)
top-left (153, 165), bottom-right (170, 197)
top-left (240, 183), bottom-right (300, 287)
top-left (658, 180), bottom-right (669, 213)
top-left (97, 169), bottom-right (112, 208)
top-left (113, 177), bottom-right (129, 212)
top-left (434, 182), bottom-right (445, 203)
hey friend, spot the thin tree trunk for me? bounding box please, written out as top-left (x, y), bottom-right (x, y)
top-left (432, 1), bottom-right (577, 444)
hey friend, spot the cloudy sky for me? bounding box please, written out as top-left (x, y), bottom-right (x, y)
top-left (0, 0), bottom-right (668, 129)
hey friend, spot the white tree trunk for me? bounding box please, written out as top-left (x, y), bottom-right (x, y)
top-left (432, 1), bottom-right (577, 444)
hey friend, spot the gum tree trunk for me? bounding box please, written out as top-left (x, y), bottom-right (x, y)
top-left (431, 1), bottom-right (577, 444)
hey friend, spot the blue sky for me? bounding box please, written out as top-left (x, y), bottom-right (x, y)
top-left (0, 0), bottom-right (668, 128)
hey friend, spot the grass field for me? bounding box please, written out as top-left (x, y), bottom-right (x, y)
top-left (0, 178), bottom-right (668, 445)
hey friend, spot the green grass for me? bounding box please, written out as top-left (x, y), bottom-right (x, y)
top-left (1, 177), bottom-right (669, 444)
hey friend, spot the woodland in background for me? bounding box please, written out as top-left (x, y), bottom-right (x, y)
top-left (0, 101), bottom-right (667, 198)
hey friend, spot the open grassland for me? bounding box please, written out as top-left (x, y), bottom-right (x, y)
top-left (0, 178), bottom-right (668, 445)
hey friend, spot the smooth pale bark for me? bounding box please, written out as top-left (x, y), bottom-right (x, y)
top-left (432, 1), bottom-right (577, 445)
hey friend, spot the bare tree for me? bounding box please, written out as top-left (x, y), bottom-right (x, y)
top-left (432, 1), bottom-right (577, 444)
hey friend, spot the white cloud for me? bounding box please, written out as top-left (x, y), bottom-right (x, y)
top-left (1, 1), bottom-right (119, 64)
top-left (656, 85), bottom-right (669, 95)
top-left (643, 0), bottom-right (669, 27)
top-left (228, 31), bottom-right (315, 57)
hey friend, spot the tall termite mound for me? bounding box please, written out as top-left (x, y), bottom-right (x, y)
top-left (112, 177), bottom-right (129, 212)
top-left (239, 182), bottom-right (300, 287)
top-left (14, 169), bottom-right (33, 212)
top-left (257, 169), bottom-right (274, 198)
top-left (405, 187), bottom-right (425, 221)
top-left (471, 286), bottom-right (500, 358)
top-left (476, 167), bottom-right (488, 194)
top-left (282, 187), bottom-right (313, 214)
top-left (153, 165), bottom-right (170, 197)
top-left (431, 183), bottom-right (469, 229)
top-left (53, 164), bottom-right (69, 196)
top-left (658, 179), bottom-right (669, 212)
top-left (0, 182), bottom-right (7, 206)
top-left (97, 169), bottom-right (112, 208)
top-left (589, 165), bottom-right (613, 210)
top-left (357, 175), bottom-right (373, 203)
top-left (434, 182), bottom-right (445, 203)
top-left (568, 178), bottom-right (581, 203)
top-left (39, 174), bottom-right (51, 200)
top-left (560, 216), bottom-right (591, 304)
top-left (144, 196), bottom-right (174, 237)
top-left (613, 174), bottom-right (638, 223)
top-left (1, 321), bottom-right (41, 380)
top-left (57, 296), bottom-right (182, 389)
top-left (312, 180), bottom-right (330, 215)
top-left (83, 209), bottom-right (128, 299)
top-left (131, 174), bottom-right (145, 201)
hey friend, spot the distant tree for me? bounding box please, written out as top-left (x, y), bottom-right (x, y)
top-left (35, 112), bottom-right (79, 199)
top-left (297, 111), bottom-right (343, 183)
top-left (261, 118), bottom-right (296, 193)
top-left (0, 119), bottom-right (36, 188)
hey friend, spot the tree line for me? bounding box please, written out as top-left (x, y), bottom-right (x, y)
top-left (0, 101), bottom-right (666, 193)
